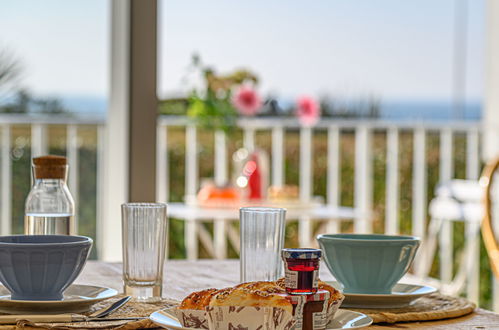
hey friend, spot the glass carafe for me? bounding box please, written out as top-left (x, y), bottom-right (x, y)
top-left (24, 155), bottom-right (75, 235)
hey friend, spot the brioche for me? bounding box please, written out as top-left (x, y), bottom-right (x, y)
top-left (179, 279), bottom-right (342, 313)
top-left (179, 288), bottom-right (218, 310)
top-left (318, 281), bottom-right (344, 305)
top-left (234, 281), bottom-right (285, 294)
top-left (209, 286), bottom-right (293, 315)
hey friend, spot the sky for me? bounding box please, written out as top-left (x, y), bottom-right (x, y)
top-left (0, 0), bottom-right (486, 107)
top-left (0, 0), bottom-right (108, 98)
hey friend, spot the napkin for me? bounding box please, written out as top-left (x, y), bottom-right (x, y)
top-left (8, 296), bottom-right (177, 330)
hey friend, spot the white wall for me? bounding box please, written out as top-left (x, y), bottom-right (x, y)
top-left (484, 0), bottom-right (499, 161)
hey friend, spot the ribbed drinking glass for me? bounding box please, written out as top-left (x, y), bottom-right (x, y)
top-left (240, 207), bottom-right (286, 282)
top-left (122, 203), bottom-right (168, 302)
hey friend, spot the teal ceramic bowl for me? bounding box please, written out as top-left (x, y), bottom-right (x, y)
top-left (317, 234), bottom-right (420, 294)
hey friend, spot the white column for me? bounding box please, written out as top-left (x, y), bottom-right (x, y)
top-left (484, 0), bottom-right (499, 161)
top-left (101, 0), bottom-right (158, 261)
top-left (101, 0), bottom-right (130, 261)
top-left (485, 0), bottom-right (499, 308)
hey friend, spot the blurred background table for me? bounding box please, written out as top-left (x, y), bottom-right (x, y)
top-left (77, 260), bottom-right (499, 329)
top-left (167, 202), bottom-right (359, 260)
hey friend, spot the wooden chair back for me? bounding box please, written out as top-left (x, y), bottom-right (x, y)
top-left (482, 158), bottom-right (499, 278)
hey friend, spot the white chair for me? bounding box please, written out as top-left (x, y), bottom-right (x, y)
top-left (419, 179), bottom-right (483, 302)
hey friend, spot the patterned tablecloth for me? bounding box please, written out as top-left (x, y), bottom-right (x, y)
top-left (3, 260), bottom-right (496, 329)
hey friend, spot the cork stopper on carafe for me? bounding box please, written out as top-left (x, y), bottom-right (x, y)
top-left (32, 155), bottom-right (68, 180)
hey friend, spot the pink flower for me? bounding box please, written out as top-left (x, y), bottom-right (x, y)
top-left (296, 95), bottom-right (320, 126)
top-left (232, 86), bottom-right (262, 116)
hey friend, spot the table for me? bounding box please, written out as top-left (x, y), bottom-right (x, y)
top-left (168, 202), bottom-right (359, 260)
top-left (76, 260), bottom-right (499, 329)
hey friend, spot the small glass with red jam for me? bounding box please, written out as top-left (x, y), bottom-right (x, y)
top-left (282, 248), bottom-right (321, 295)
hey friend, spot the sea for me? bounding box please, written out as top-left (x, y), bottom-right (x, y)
top-left (59, 96), bottom-right (482, 121)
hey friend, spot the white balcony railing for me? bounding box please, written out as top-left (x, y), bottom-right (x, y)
top-left (0, 113), bottom-right (106, 250)
top-left (156, 115), bottom-right (486, 306)
top-left (157, 116), bottom-right (481, 238)
top-left (0, 114), bottom-right (491, 308)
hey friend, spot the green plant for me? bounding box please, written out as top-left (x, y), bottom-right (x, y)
top-left (186, 55), bottom-right (258, 133)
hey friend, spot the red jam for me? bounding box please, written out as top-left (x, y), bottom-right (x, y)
top-left (280, 290), bottom-right (330, 330)
top-left (282, 248), bottom-right (321, 295)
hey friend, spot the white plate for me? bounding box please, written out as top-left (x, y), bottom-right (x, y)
top-left (150, 307), bottom-right (372, 330)
top-left (326, 281), bottom-right (437, 308)
top-left (0, 284), bottom-right (118, 314)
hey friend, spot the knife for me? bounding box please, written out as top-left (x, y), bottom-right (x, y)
top-left (0, 314), bottom-right (146, 324)
top-left (88, 296), bottom-right (132, 318)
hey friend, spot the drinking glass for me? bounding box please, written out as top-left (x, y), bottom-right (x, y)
top-left (239, 207), bottom-right (286, 282)
top-left (122, 203), bottom-right (168, 302)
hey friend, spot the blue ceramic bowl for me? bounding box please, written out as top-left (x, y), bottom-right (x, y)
top-left (0, 235), bottom-right (92, 300)
top-left (317, 234), bottom-right (420, 294)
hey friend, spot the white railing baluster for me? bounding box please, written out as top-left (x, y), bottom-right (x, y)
top-left (31, 124), bottom-right (48, 157)
top-left (327, 126), bottom-right (340, 234)
top-left (96, 125), bottom-right (106, 257)
top-left (439, 128), bottom-right (454, 284)
top-left (494, 278), bottom-right (499, 312)
top-left (243, 128), bottom-right (255, 152)
top-left (271, 126), bottom-right (284, 187)
top-left (66, 125), bottom-right (79, 233)
top-left (354, 125), bottom-right (372, 233)
top-left (412, 127), bottom-right (427, 275)
top-left (466, 129), bottom-right (480, 180)
top-left (214, 130), bottom-right (228, 259)
top-left (156, 124), bottom-right (168, 202)
top-left (412, 128), bottom-right (427, 238)
top-left (327, 126), bottom-right (340, 207)
top-left (440, 128), bottom-right (454, 182)
top-left (439, 220), bottom-right (453, 283)
top-left (466, 128), bottom-right (480, 303)
top-left (185, 125), bottom-right (198, 205)
top-left (185, 125), bottom-right (199, 260)
top-left (465, 220), bottom-right (480, 304)
top-left (299, 127), bottom-right (312, 246)
top-left (214, 130), bottom-right (227, 186)
top-left (299, 127), bottom-right (312, 201)
top-left (385, 127), bottom-right (399, 234)
top-left (1, 125), bottom-right (11, 235)
top-left (185, 219), bottom-right (198, 260)
top-left (213, 219), bottom-right (227, 260)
